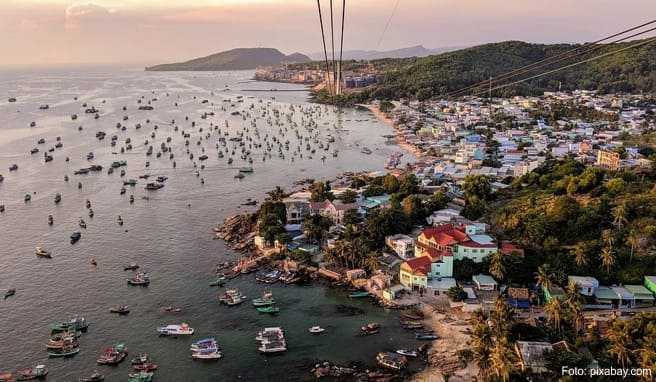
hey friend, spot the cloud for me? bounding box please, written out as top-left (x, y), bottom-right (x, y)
top-left (65, 2), bottom-right (115, 29)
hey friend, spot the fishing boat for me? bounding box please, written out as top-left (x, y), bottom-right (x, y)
top-left (161, 306), bottom-right (182, 313)
top-left (396, 349), bottom-right (418, 357)
top-left (34, 247), bottom-right (52, 258)
top-left (70, 231), bottom-right (82, 244)
top-left (24, 194), bottom-right (31, 202)
top-left (123, 179), bottom-right (137, 186)
top-left (4, 289), bottom-right (15, 299)
top-left (96, 343), bottom-right (127, 365)
top-left (234, 173), bottom-right (245, 179)
top-left (144, 182), bottom-right (164, 190)
top-left (127, 272), bottom-right (150, 286)
top-left (218, 289), bottom-right (246, 306)
top-left (360, 147), bottom-right (372, 155)
top-left (238, 167), bottom-right (254, 173)
top-left (308, 326), bottom-right (325, 334)
top-left (209, 277), bottom-right (226, 287)
top-left (109, 305), bottom-right (130, 315)
top-left (78, 372), bottom-right (104, 382)
top-left (256, 306), bottom-right (280, 314)
top-left (51, 317), bottom-right (88, 333)
top-left (191, 347), bottom-right (222, 360)
top-left (127, 372), bottom-right (153, 382)
top-left (251, 290), bottom-right (275, 306)
top-left (157, 323), bottom-right (194, 336)
top-left (415, 332), bottom-right (438, 340)
top-left (131, 353), bottom-right (149, 365)
top-left (48, 343), bottom-right (80, 358)
top-left (124, 263), bottom-right (139, 271)
top-left (9, 164), bottom-right (18, 171)
top-left (360, 323), bottom-right (380, 335)
top-left (132, 363), bottom-right (157, 372)
top-left (79, 219), bottom-right (87, 229)
top-left (47, 332), bottom-right (79, 350)
top-left (190, 338), bottom-right (218, 352)
top-left (15, 365), bottom-right (47, 381)
top-left (348, 291), bottom-right (370, 298)
top-left (256, 327), bottom-right (286, 354)
top-left (54, 193), bottom-right (61, 204)
top-left (376, 352), bottom-right (407, 370)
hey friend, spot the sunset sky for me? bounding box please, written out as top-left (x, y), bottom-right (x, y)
top-left (1, 0), bottom-right (655, 66)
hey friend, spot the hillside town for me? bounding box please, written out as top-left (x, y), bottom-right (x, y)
top-left (222, 90), bottom-right (656, 380)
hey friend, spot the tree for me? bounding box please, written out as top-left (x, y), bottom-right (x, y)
top-left (470, 313), bottom-right (493, 380)
top-left (382, 174), bottom-right (400, 194)
top-left (425, 190), bottom-right (450, 212)
top-left (303, 214), bottom-right (332, 244)
top-left (571, 242), bottom-right (589, 267)
top-left (544, 298), bottom-right (565, 335)
top-left (612, 202), bottom-right (628, 230)
top-left (401, 195), bottom-right (424, 223)
top-left (463, 175), bottom-right (493, 201)
top-left (600, 245), bottom-right (616, 274)
top-left (489, 338), bottom-right (516, 382)
top-left (607, 321), bottom-right (632, 368)
top-left (535, 264), bottom-right (554, 293)
top-left (339, 189), bottom-right (358, 204)
top-left (342, 208), bottom-right (361, 226)
top-left (266, 186), bottom-right (286, 202)
top-left (399, 174), bottom-right (419, 196)
top-left (489, 251), bottom-right (506, 282)
top-left (309, 181), bottom-right (334, 202)
top-left (447, 285), bottom-right (467, 302)
top-left (564, 280), bottom-right (584, 333)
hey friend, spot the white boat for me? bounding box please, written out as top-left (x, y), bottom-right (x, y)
top-left (396, 349), bottom-right (418, 357)
top-left (157, 323), bottom-right (194, 336)
top-left (35, 247), bottom-right (52, 258)
top-left (191, 349), bottom-right (222, 360)
top-left (256, 327), bottom-right (286, 353)
top-left (308, 326), bottom-right (325, 334)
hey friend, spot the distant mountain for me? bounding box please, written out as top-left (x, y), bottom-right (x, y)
top-left (145, 48), bottom-right (311, 71)
top-left (309, 45), bottom-right (463, 61)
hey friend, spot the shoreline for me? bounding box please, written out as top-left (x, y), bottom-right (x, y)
top-left (366, 104), bottom-right (425, 160)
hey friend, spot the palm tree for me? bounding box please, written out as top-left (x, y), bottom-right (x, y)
top-left (489, 251), bottom-right (505, 282)
top-left (602, 229), bottom-right (614, 248)
top-left (266, 186), bottom-right (286, 202)
top-left (535, 264), bottom-right (553, 294)
top-left (470, 320), bottom-right (493, 380)
top-left (636, 333), bottom-right (656, 380)
top-left (571, 243), bottom-right (588, 267)
top-left (607, 321), bottom-right (632, 368)
top-left (600, 245), bottom-right (616, 274)
top-left (564, 280), bottom-right (584, 332)
top-left (626, 229), bottom-right (642, 263)
top-left (612, 203), bottom-right (628, 230)
top-left (544, 298), bottom-right (565, 335)
top-left (490, 338), bottom-right (516, 382)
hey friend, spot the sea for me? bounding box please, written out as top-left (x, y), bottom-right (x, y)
top-left (0, 67), bottom-right (418, 381)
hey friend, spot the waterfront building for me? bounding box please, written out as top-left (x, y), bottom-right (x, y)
top-left (385, 234), bottom-right (415, 259)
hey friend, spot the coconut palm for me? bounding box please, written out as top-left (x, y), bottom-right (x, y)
top-left (489, 338), bottom-right (516, 382)
top-left (600, 245), bottom-right (616, 274)
top-left (571, 243), bottom-right (588, 267)
top-left (266, 186), bottom-right (286, 202)
top-left (612, 202), bottom-right (628, 230)
top-left (564, 280), bottom-right (584, 332)
top-left (607, 321), bottom-right (632, 368)
top-left (626, 229), bottom-right (642, 263)
top-left (489, 251), bottom-right (505, 282)
top-left (544, 298), bottom-right (565, 335)
top-left (535, 264), bottom-right (553, 293)
top-left (470, 320), bottom-right (493, 380)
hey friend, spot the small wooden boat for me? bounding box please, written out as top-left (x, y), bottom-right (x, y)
top-left (127, 272), bottom-right (149, 286)
top-left (209, 277), bottom-right (226, 287)
top-left (131, 353), bottom-right (149, 365)
top-left (348, 291), bottom-right (370, 298)
top-left (4, 289), bottom-right (16, 299)
top-left (109, 305), bottom-right (130, 315)
top-left (376, 352), bottom-right (407, 370)
top-left (124, 263), bottom-right (139, 271)
top-left (48, 344), bottom-right (80, 358)
top-left (127, 372), bottom-right (153, 382)
top-left (35, 247), bottom-right (52, 258)
top-left (133, 363), bottom-right (157, 372)
top-left (161, 306), bottom-right (182, 313)
top-left (96, 343), bottom-right (127, 365)
top-left (15, 365), bottom-right (48, 381)
top-left (78, 372), bottom-right (104, 382)
top-left (360, 323), bottom-right (380, 335)
top-left (396, 349), bottom-right (418, 357)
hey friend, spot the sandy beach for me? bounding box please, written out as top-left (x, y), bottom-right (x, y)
top-left (366, 104), bottom-right (426, 160)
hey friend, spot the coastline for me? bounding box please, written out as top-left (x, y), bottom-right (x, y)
top-left (366, 104), bottom-right (425, 160)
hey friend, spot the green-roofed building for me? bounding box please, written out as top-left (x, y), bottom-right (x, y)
top-left (624, 285), bottom-right (655, 307)
top-left (542, 285), bottom-right (565, 303)
top-left (645, 276), bottom-right (656, 295)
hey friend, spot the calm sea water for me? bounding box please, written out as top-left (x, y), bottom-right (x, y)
top-left (0, 68), bottom-right (418, 381)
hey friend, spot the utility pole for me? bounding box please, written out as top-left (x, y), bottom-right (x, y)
top-left (488, 76), bottom-right (493, 102)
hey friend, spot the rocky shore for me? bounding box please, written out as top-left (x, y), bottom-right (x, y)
top-left (213, 213), bottom-right (257, 252)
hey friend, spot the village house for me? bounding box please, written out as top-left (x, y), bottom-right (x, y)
top-left (310, 199), bottom-right (357, 225)
top-left (569, 276), bottom-right (600, 296)
top-left (385, 234), bottom-right (415, 259)
top-left (515, 341), bottom-right (553, 374)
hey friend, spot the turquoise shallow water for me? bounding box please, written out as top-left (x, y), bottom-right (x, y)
top-left (0, 68), bottom-right (418, 381)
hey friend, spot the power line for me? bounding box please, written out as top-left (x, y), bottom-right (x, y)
top-left (330, 0), bottom-right (336, 94)
top-left (447, 19), bottom-right (656, 98)
top-left (469, 36), bottom-right (656, 98)
top-left (377, 0), bottom-right (400, 50)
top-left (338, 0), bottom-right (346, 96)
top-left (316, 0), bottom-right (333, 95)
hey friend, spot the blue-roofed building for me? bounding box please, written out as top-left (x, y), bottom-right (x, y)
top-left (358, 194), bottom-right (391, 214)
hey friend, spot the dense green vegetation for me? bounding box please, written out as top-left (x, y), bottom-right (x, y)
top-left (489, 157), bottom-right (656, 286)
top-left (311, 39), bottom-right (656, 104)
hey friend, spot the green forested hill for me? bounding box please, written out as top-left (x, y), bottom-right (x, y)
top-left (327, 39), bottom-right (656, 103)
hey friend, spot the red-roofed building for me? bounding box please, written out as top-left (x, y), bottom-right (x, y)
top-left (415, 223), bottom-right (498, 264)
top-left (500, 241), bottom-right (525, 257)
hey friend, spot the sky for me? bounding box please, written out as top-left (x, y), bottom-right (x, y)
top-left (1, 0), bottom-right (655, 66)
